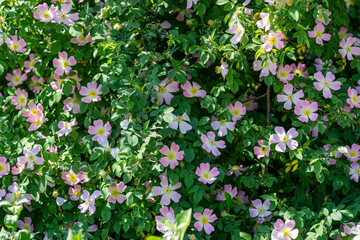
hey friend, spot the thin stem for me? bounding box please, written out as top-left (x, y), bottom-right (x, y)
top-left (267, 86), bottom-right (270, 126)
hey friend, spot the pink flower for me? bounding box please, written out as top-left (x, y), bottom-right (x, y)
top-left (315, 6), bottom-right (331, 25)
top-left (159, 142), bottom-right (184, 169)
top-left (308, 23), bottom-right (331, 45)
top-left (323, 144), bottom-right (341, 165)
top-left (5, 183), bottom-right (32, 205)
top-left (152, 78), bottom-right (179, 105)
top-left (345, 144), bottom-right (360, 162)
top-left (254, 140), bottom-right (270, 159)
top-left (216, 184), bottom-right (237, 201)
top-left (313, 71), bottom-right (341, 98)
top-left (79, 82), bottom-right (102, 103)
top-left (294, 100), bottom-right (318, 122)
top-left (347, 87), bottom-right (360, 108)
top-left (256, 13), bottom-right (270, 31)
top-left (201, 131), bottom-right (226, 156)
top-left (53, 51), bottom-right (77, 76)
top-left (6, 69), bottom-right (27, 87)
top-left (0, 190), bottom-right (5, 200)
top-left (155, 207), bottom-right (176, 232)
top-left (269, 127), bottom-right (298, 152)
top-left (181, 81), bottom-right (206, 98)
top-left (169, 113), bottom-right (192, 133)
top-left (253, 56), bottom-right (277, 77)
top-left (63, 94), bottom-right (80, 114)
top-left (339, 37), bottom-right (360, 60)
top-left (56, 119), bottom-right (77, 137)
top-left (71, 33), bottom-right (92, 46)
top-left (193, 209), bottom-right (217, 235)
top-left (0, 157), bottom-right (10, 178)
top-left (33, 3), bottom-right (58, 22)
top-left (61, 167), bottom-right (83, 186)
top-left (69, 185), bottom-right (82, 201)
top-left (227, 101), bottom-right (246, 121)
top-left (211, 118), bottom-right (235, 137)
top-left (30, 76), bottom-right (45, 93)
top-left (11, 89), bottom-right (28, 110)
top-left (5, 35), bottom-right (27, 53)
top-left (262, 30), bottom-right (285, 52)
top-left (243, 95), bottom-right (258, 111)
top-left (314, 58), bottom-right (335, 72)
top-left (24, 54), bottom-right (41, 73)
top-left (235, 191), bottom-right (249, 204)
top-left (277, 65), bottom-right (294, 83)
top-left (349, 163), bottom-right (360, 182)
top-left (26, 112), bottom-right (46, 132)
top-left (54, 4), bottom-right (79, 26)
top-left (271, 219), bottom-right (299, 240)
top-left (291, 63), bottom-right (309, 79)
top-left (187, 0), bottom-right (199, 8)
top-left (88, 120), bottom-right (111, 144)
top-left (249, 199), bottom-right (272, 218)
top-left (107, 182), bottom-right (126, 204)
top-left (22, 101), bottom-right (43, 118)
top-left (18, 217), bottom-right (34, 233)
top-left (17, 145), bottom-right (44, 170)
top-left (78, 190), bottom-right (101, 216)
top-left (228, 21), bottom-right (245, 44)
top-left (152, 176), bottom-right (181, 205)
top-left (195, 163), bottom-right (219, 184)
top-left (216, 62), bottom-right (228, 79)
top-left (338, 27), bottom-right (352, 40)
top-left (226, 164), bottom-right (248, 177)
top-left (277, 84), bottom-right (304, 110)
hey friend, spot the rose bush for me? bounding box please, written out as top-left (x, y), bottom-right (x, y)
top-left (0, 0), bottom-right (360, 239)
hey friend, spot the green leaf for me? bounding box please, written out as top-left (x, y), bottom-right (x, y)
top-left (193, 190), bottom-right (203, 204)
top-left (240, 232), bottom-right (252, 240)
top-left (51, 41), bottom-right (62, 54)
top-left (0, 64), bottom-right (4, 75)
top-left (17, 229), bottom-right (31, 240)
top-left (330, 211), bottom-right (342, 221)
top-left (184, 175), bottom-right (194, 188)
top-left (184, 149), bottom-right (195, 163)
top-left (175, 209), bottom-right (192, 239)
top-left (101, 210), bottom-right (112, 222)
top-left (290, 10), bottom-right (299, 21)
top-left (146, 237), bottom-right (163, 240)
top-left (216, 0), bottom-right (229, 5)
top-left (80, 103), bottom-right (88, 114)
top-left (4, 215), bottom-right (18, 229)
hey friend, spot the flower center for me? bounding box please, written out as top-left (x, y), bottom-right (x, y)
top-left (159, 86), bottom-right (166, 93)
top-left (68, 173), bottom-right (77, 182)
top-left (349, 151), bottom-right (356, 157)
top-left (61, 13), bottom-right (67, 19)
top-left (315, 31), bottom-right (323, 38)
top-left (74, 191), bottom-right (81, 197)
top-left (352, 95), bottom-right (359, 103)
top-left (23, 225), bottom-right (30, 230)
top-left (203, 172), bottom-right (210, 179)
top-left (303, 108), bottom-right (311, 116)
top-left (190, 87), bottom-right (198, 94)
top-left (232, 165), bottom-right (238, 170)
top-left (318, 12), bottom-right (324, 20)
top-left (89, 90), bottom-right (96, 98)
top-left (19, 97), bottom-right (25, 104)
top-left (269, 37), bottom-right (277, 45)
top-left (235, 26), bottom-right (243, 34)
top-left (79, 35), bottom-right (86, 41)
top-left (11, 43), bottom-right (19, 50)
top-left (209, 139), bottom-right (216, 146)
top-left (0, 165), bottom-right (4, 171)
top-left (232, 109), bottom-right (240, 116)
top-left (28, 154), bottom-right (34, 161)
top-left (219, 119), bottom-right (226, 125)
top-left (111, 188), bottom-right (120, 197)
top-left (260, 147), bottom-right (267, 153)
top-left (15, 192), bottom-right (21, 199)
top-left (176, 116), bottom-right (183, 122)
top-left (35, 118), bottom-right (41, 125)
top-left (356, 168), bottom-right (360, 174)
top-left (288, 94), bottom-right (294, 100)
top-left (13, 76), bottom-right (20, 82)
top-left (294, 69), bottom-right (302, 76)
top-left (97, 128), bottom-right (105, 135)
top-left (200, 216), bottom-right (208, 225)
top-left (282, 228), bottom-right (290, 237)
top-left (43, 12), bottom-right (50, 19)
top-left (282, 135), bottom-right (288, 142)
top-left (258, 208), bottom-right (265, 214)
top-left (323, 80), bottom-right (330, 87)
top-left (62, 61), bottom-right (68, 68)
top-left (31, 109), bottom-right (38, 115)
top-left (280, 71), bottom-right (287, 78)
top-left (215, 66), bottom-right (221, 74)
top-left (71, 98), bottom-right (78, 104)
top-left (164, 187), bottom-right (171, 194)
top-left (85, 197), bottom-right (90, 204)
top-left (64, 121), bottom-right (69, 128)
top-left (167, 152), bottom-right (175, 160)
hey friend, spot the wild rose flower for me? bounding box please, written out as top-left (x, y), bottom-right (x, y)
top-left (71, 33), bottom-right (92, 46)
top-left (159, 142), bottom-right (184, 169)
top-left (93, 139), bottom-right (119, 158)
top-left (169, 113), bottom-right (192, 133)
top-left (56, 119), bottom-right (77, 137)
top-left (187, 0), bottom-right (199, 8)
top-left (345, 144), bottom-right (360, 162)
top-left (277, 64), bottom-right (294, 83)
top-left (6, 69), bottom-right (27, 87)
top-left (61, 167), bottom-right (83, 186)
top-left (88, 120), bottom-right (111, 144)
top-left (193, 209), bottom-right (217, 235)
top-left (63, 94), bottom-right (80, 114)
top-left (26, 111), bottom-right (46, 132)
top-left (314, 58), bottom-right (335, 72)
top-left (271, 219), bottom-right (299, 240)
top-left (262, 30), bottom-right (285, 52)
top-left (308, 23), bottom-right (331, 45)
top-left (5, 183), bottom-right (32, 205)
top-left (235, 191), bottom-right (249, 204)
top-left (54, 4), bottom-right (79, 26)
top-left (216, 184), bottom-right (237, 201)
top-left (33, 3), bottom-right (57, 22)
top-left (349, 163), bottom-right (360, 182)
top-left (315, 6), bottom-right (331, 25)
top-left (107, 182), bottom-right (126, 204)
top-left (294, 100), bottom-right (318, 122)
top-left (78, 190), bottom-right (101, 215)
top-left (243, 95), bottom-right (258, 111)
top-left (249, 199), bottom-right (272, 218)
top-left (211, 117), bottom-right (235, 136)
top-left (0, 189), bottom-right (5, 200)
top-left (152, 78), bottom-right (179, 105)
top-left (24, 54), bottom-right (41, 73)
top-left (5, 35), bottom-right (27, 53)
top-left (120, 115), bottom-right (132, 129)
top-left (338, 27), bottom-right (352, 40)
top-left (152, 176), bottom-right (181, 205)
top-left (79, 82), bottom-right (102, 103)
top-left (17, 145), bottom-right (44, 170)
top-left (181, 81), bottom-right (206, 98)
top-left (256, 12), bottom-right (270, 31)
top-left (291, 63), bottom-right (309, 79)
top-left (215, 62), bottom-right (228, 79)
top-left (18, 217), bottom-right (34, 233)
top-left (313, 71), bottom-right (341, 98)
top-left (155, 206), bottom-right (176, 233)
top-left (228, 20), bottom-right (245, 44)
top-left (347, 87), bottom-right (360, 108)
top-left (253, 56), bottom-right (277, 77)
top-left (339, 37), bottom-right (360, 60)
top-left (30, 76), bottom-right (45, 93)
top-left (11, 89), bottom-right (28, 110)
top-left (53, 51), bottom-right (77, 76)
top-left (0, 157), bottom-right (10, 178)
top-left (277, 84), bottom-right (304, 110)
top-left (227, 101), bottom-right (246, 121)
top-left (226, 164), bottom-right (248, 176)
top-left (269, 126), bottom-right (299, 152)
top-left (254, 140), bottom-right (270, 159)
top-left (162, 21), bottom-right (171, 29)
top-left (195, 163), bottom-right (219, 184)
top-left (201, 131), bottom-right (226, 156)
top-left (69, 185), bottom-right (82, 201)
top-left (323, 144), bottom-right (341, 165)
